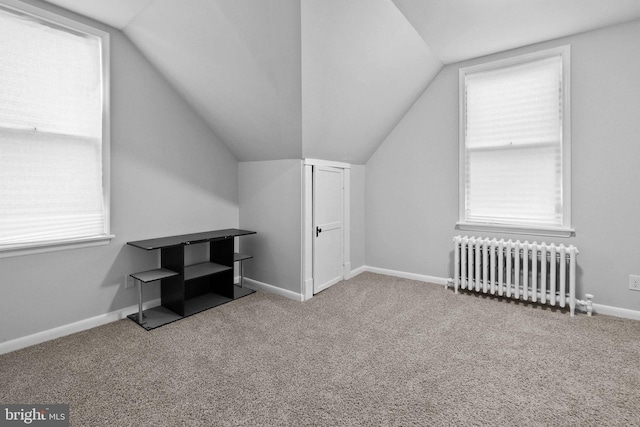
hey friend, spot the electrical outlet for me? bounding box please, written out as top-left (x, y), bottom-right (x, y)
top-left (630, 275), bottom-right (640, 291)
top-left (125, 275), bottom-right (134, 289)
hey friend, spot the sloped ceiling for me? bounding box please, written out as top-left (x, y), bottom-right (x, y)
top-left (392, 0), bottom-right (640, 64)
top-left (43, 0), bottom-right (640, 164)
top-left (39, 0), bottom-right (153, 29)
top-left (124, 0), bottom-right (303, 162)
top-left (301, 0), bottom-right (441, 163)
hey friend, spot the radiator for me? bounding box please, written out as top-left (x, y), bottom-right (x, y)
top-left (452, 236), bottom-right (592, 316)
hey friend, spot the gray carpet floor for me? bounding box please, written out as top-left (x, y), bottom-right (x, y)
top-left (1, 272), bottom-right (639, 426)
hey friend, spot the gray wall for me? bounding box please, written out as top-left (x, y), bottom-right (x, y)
top-left (366, 19), bottom-right (640, 311)
top-left (350, 165), bottom-right (366, 272)
top-left (0, 2), bottom-right (239, 344)
top-left (238, 161), bottom-right (367, 294)
top-left (238, 160), bottom-right (302, 294)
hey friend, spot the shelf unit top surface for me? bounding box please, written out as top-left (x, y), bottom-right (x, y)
top-left (127, 228), bottom-right (256, 250)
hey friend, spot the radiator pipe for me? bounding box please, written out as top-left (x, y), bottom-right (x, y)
top-left (445, 278), bottom-right (454, 291)
top-left (575, 294), bottom-right (594, 316)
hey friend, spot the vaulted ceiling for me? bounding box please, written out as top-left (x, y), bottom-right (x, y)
top-left (44, 0), bottom-right (640, 164)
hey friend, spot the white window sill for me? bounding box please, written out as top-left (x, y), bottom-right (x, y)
top-left (0, 234), bottom-right (115, 258)
top-left (456, 222), bottom-right (574, 238)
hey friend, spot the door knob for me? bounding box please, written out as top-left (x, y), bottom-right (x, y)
top-left (316, 227), bottom-right (322, 237)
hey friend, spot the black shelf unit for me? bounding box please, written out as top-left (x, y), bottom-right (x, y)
top-left (127, 229), bottom-right (256, 330)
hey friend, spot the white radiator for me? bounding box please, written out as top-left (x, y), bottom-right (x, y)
top-left (452, 236), bottom-right (592, 316)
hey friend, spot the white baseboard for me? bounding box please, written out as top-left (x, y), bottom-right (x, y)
top-left (1, 277), bottom-right (304, 355)
top-left (361, 266), bottom-right (640, 320)
top-left (304, 278), bottom-right (313, 301)
top-left (350, 265), bottom-right (367, 277)
top-left (243, 277), bottom-right (304, 302)
top-left (343, 262), bottom-right (352, 280)
top-left (591, 303), bottom-right (640, 321)
top-left (4, 271), bottom-right (638, 356)
top-left (363, 266), bottom-right (449, 286)
top-left (0, 298), bottom-right (161, 356)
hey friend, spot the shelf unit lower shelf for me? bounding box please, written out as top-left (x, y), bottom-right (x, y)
top-left (127, 284), bottom-right (255, 331)
top-left (128, 258), bottom-right (255, 331)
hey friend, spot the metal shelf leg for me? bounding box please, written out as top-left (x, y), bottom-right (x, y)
top-left (136, 278), bottom-right (145, 324)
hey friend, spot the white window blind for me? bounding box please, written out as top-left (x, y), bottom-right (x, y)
top-left (0, 3), bottom-right (110, 251)
top-left (460, 47), bottom-right (571, 234)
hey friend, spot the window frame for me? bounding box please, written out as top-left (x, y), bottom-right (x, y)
top-left (457, 45), bottom-right (573, 238)
top-left (0, 0), bottom-right (113, 258)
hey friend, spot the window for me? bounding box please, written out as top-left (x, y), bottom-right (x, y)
top-left (0, 0), bottom-right (112, 257)
top-left (458, 46), bottom-right (572, 237)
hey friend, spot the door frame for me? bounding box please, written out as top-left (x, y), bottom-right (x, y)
top-left (302, 158), bottom-right (351, 301)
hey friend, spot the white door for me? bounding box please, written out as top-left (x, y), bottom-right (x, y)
top-left (313, 166), bottom-right (344, 294)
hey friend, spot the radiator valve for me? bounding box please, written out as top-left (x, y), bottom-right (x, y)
top-left (576, 293), bottom-right (594, 316)
top-left (445, 278), bottom-right (454, 291)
